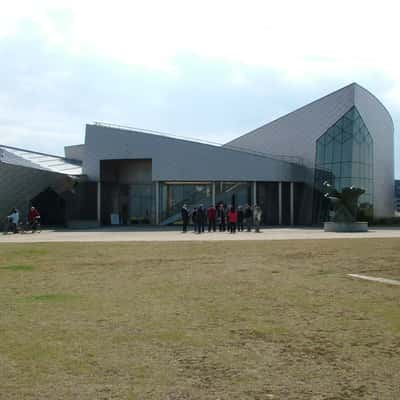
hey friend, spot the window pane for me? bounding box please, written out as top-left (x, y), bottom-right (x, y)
top-left (341, 162), bottom-right (352, 178)
top-left (324, 142), bottom-right (333, 164)
top-left (343, 117), bottom-right (353, 133)
top-left (329, 163), bottom-right (338, 178)
top-left (159, 183), bottom-right (212, 222)
top-left (342, 141), bottom-right (352, 162)
top-left (332, 138), bottom-right (342, 163)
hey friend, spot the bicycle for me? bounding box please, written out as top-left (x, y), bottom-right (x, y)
top-left (20, 216), bottom-right (41, 234)
top-left (31, 216), bottom-right (41, 233)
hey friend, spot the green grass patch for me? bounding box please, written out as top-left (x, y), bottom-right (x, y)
top-left (17, 248), bottom-right (48, 256)
top-left (24, 293), bottom-right (80, 302)
top-left (0, 264), bottom-right (34, 271)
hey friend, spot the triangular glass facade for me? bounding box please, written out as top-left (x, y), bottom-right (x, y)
top-left (314, 106), bottom-right (374, 222)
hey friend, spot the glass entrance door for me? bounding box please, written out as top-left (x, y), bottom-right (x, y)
top-left (129, 184), bottom-right (154, 224)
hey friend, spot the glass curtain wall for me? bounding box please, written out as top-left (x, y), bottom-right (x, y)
top-left (129, 184), bottom-right (154, 224)
top-left (159, 183), bottom-right (212, 223)
top-left (215, 182), bottom-right (251, 208)
top-left (158, 181), bottom-right (252, 224)
top-left (314, 106), bottom-right (374, 222)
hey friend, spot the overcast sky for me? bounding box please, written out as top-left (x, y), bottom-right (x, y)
top-left (1, 0), bottom-right (399, 176)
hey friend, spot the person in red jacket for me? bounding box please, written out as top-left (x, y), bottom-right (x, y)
top-left (227, 207), bottom-right (238, 233)
top-left (207, 205), bottom-right (216, 232)
top-left (28, 206), bottom-right (40, 232)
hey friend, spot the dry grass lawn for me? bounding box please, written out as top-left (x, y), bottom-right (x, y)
top-left (1, 239), bottom-right (400, 399)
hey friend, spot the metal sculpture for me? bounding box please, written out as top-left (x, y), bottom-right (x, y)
top-left (323, 181), bottom-right (365, 223)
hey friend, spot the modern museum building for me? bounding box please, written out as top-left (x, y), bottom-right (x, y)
top-left (0, 83), bottom-right (394, 226)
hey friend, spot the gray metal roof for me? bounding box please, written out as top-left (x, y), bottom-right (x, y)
top-left (0, 145), bottom-right (82, 175)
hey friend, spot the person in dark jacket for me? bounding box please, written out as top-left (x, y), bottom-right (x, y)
top-left (28, 206), bottom-right (40, 232)
top-left (237, 205), bottom-right (244, 232)
top-left (197, 204), bottom-right (206, 233)
top-left (192, 207), bottom-right (198, 233)
top-left (244, 204), bottom-right (252, 232)
top-left (181, 204), bottom-right (189, 232)
top-left (216, 203), bottom-right (226, 232)
top-left (207, 205), bottom-right (216, 232)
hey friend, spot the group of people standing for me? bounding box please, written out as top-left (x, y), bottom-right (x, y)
top-left (4, 206), bottom-right (40, 234)
top-left (181, 203), bottom-right (263, 234)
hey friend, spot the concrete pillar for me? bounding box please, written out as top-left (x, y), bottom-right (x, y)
top-left (212, 182), bottom-right (216, 206)
top-left (290, 182), bottom-right (294, 225)
top-left (155, 181), bottom-right (160, 225)
top-left (97, 181), bottom-right (101, 225)
top-left (252, 181), bottom-right (257, 206)
top-left (278, 182), bottom-right (282, 225)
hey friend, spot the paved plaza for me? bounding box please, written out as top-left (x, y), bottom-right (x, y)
top-left (2, 226), bottom-right (400, 243)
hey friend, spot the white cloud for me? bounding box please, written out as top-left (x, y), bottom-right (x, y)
top-left (1, 0), bottom-right (400, 174)
top-left (2, 0), bottom-right (399, 78)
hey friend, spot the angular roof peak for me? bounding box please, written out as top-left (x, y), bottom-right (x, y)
top-left (225, 83), bottom-right (357, 148)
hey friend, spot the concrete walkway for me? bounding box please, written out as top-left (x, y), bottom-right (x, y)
top-left (1, 226), bottom-right (400, 243)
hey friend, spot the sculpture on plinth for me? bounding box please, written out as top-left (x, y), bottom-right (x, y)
top-left (322, 181), bottom-right (368, 232)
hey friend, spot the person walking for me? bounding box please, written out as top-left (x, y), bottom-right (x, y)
top-left (192, 207), bottom-right (198, 233)
top-left (244, 204), bottom-right (252, 232)
top-left (7, 208), bottom-right (20, 234)
top-left (253, 205), bottom-right (263, 233)
top-left (227, 206), bottom-right (238, 233)
top-left (217, 203), bottom-right (226, 232)
top-left (207, 204), bottom-right (216, 232)
top-left (237, 205), bottom-right (244, 232)
top-left (28, 206), bottom-right (40, 232)
top-left (181, 204), bottom-right (189, 233)
top-left (197, 204), bottom-right (206, 233)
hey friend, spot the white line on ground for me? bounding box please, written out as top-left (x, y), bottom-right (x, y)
top-left (348, 274), bottom-right (400, 286)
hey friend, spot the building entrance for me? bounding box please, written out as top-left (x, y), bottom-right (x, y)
top-left (30, 188), bottom-right (66, 226)
top-left (100, 159), bottom-right (153, 225)
top-left (257, 182), bottom-right (279, 225)
top-left (256, 182), bottom-right (306, 225)
top-left (129, 184), bottom-right (153, 224)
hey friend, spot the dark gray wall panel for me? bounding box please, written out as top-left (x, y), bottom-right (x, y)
top-left (0, 162), bottom-right (72, 221)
